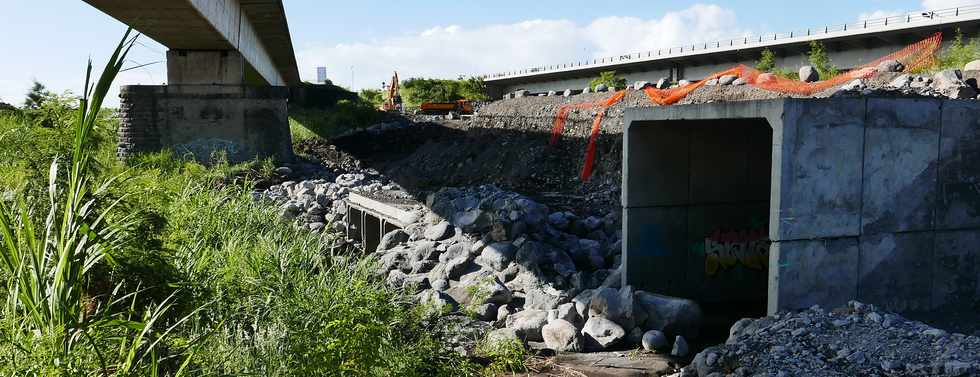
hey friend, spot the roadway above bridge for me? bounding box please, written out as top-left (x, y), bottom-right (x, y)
top-left (83, 0), bottom-right (300, 86)
top-left (484, 5), bottom-right (980, 98)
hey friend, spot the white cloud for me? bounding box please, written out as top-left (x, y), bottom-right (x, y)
top-left (858, 10), bottom-right (905, 20)
top-left (295, 4), bottom-right (741, 91)
top-left (921, 0), bottom-right (980, 10)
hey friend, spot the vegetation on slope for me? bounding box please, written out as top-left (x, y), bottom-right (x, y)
top-left (0, 31), bottom-right (519, 376)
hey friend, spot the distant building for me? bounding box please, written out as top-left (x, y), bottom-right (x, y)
top-left (316, 67), bottom-right (327, 83)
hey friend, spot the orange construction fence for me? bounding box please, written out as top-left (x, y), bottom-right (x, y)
top-left (551, 32), bottom-right (944, 181)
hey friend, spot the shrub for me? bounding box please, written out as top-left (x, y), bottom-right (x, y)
top-left (807, 41), bottom-right (839, 80)
top-left (756, 48), bottom-right (777, 72)
top-left (359, 88), bottom-right (385, 108)
top-left (589, 71), bottom-right (627, 90)
top-left (937, 28), bottom-right (980, 71)
top-left (289, 98), bottom-right (382, 141)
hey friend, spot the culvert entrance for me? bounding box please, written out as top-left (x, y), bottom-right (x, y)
top-left (622, 116), bottom-right (773, 320)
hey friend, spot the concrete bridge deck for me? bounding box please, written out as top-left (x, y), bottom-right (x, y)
top-left (484, 5), bottom-right (980, 98)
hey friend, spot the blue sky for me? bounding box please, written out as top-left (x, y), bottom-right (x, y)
top-left (0, 0), bottom-right (974, 106)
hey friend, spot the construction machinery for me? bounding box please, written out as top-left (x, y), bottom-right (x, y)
top-left (418, 99), bottom-right (474, 118)
top-left (382, 71), bottom-right (402, 112)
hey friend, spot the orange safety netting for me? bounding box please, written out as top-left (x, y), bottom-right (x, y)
top-left (552, 32), bottom-right (943, 182)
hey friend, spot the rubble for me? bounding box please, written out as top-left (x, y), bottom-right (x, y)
top-left (681, 301), bottom-right (980, 377)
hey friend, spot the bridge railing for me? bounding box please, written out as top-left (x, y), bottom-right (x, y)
top-left (482, 4), bottom-right (980, 80)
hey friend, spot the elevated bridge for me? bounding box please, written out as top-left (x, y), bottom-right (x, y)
top-left (484, 5), bottom-right (980, 98)
top-left (83, 0), bottom-right (299, 86)
top-left (82, 0), bottom-right (300, 163)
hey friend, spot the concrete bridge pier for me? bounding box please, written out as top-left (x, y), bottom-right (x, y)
top-left (117, 49), bottom-right (294, 164)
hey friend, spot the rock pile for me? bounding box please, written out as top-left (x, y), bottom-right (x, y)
top-left (368, 184), bottom-right (703, 354)
top-left (679, 301), bottom-right (980, 377)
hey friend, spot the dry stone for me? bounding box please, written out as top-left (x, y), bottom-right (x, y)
top-left (582, 316), bottom-right (626, 350)
top-left (542, 319), bottom-right (584, 352)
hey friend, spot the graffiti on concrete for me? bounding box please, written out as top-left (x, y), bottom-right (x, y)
top-left (699, 218), bottom-right (770, 276)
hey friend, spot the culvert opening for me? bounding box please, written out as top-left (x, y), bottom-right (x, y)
top-left (624, 117), bottom-right (773, 343)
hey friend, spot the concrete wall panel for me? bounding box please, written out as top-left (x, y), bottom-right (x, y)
top-left (623, 206), bottom-right (689, 295)
top-left (623, 121), bottom-right (690, 207)
top-left (768, 238), bottom-right (860, 313)
top-left (857, 232), bottom-right (935, 312)
top-left (932, 229), bottom-right (980, 308)
top-left (938, 100), bottom-right (980, 229)
top-left (774, 99), bottom-right (865, 241)
top-left (862, 98), bottom-right (941, 234)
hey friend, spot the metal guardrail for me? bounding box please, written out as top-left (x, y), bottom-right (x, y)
top-left (482, 5), bottom-right (980, 81)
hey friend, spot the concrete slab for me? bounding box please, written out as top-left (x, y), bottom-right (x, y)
top-left (858, 232), bottom-right (935, 312)
top-left (861, 98), bottom-right (940, 234)
top-left (932, 229), bottom-right (980, 309)
top-left (623, 207), bottom-right (688, 295)
top-left (622, 121), bottom-right (690, 207)
top-left (774, 99), bottom-right (865, 241)
top-left (937, 100), bottom-right (980, 229)
top-left (768, 238), bottom-right (860, 313)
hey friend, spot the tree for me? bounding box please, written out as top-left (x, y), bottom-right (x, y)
top-left (756, 49), bottom-right (776, 72)
top-left (807, 41), bottom-right (839, 80)
top-left (23, 80), bottom-right (52, 109)
top-left (359, 89), bottom-right (384, 108)
top-left (589, 71), bottom-right (627, 91)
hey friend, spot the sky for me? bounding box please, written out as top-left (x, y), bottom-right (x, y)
top-left (1, 0), bottom-right (979, 107)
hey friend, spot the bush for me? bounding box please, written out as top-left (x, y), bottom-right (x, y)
top-left (937, 29), bottom-right (980, 71)
top-left (589, 71), bottom-right (627, 91)
top-left (807, 41), bottom-right (839, 80)
top-left (400, 77), bottom-right (488, 110)
top-left (289, 99), bottom-right (382, 141)
top-left (360, 88), bottom-right (385, 108)
top-left (756, 49), bottom-right (776, 72)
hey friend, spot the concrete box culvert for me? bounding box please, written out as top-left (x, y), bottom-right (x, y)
top-left (622, 97), bottom-right (980, 316)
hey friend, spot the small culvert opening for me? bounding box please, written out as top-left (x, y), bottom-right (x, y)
top-left (624, 117), bottom-right (773, 342)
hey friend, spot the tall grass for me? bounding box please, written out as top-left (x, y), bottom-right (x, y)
top-left (0, 29), bottom-right (200, 376)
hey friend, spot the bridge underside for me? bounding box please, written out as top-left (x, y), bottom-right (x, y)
top-left (83, 0), bottom-right (299, 86)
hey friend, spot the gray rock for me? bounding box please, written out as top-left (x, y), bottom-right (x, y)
top-left (594, 83), bottom-right (608, 92)
top-left (514, 90), bottom-right (529, 98)
top-left (274, 166), bottom-right (293, 176)
top-left (655, 77), bottom-right (670, 89)
top-left (732, 77), bottom-right (748, 86)
top-left (308, 222), bottom-right (325, 232)
top-left (548, 211), bottom-right (573, 229)
top-left (524, 285), bottom-right (570, 311)
top-left (678, 80), bottom-right (692, 87)
top-left (841, 79), bottom-right (865, 91)
top-left (506, 309), bottom-right (549, 341)
top-left (933, 69), bottom-right (978, 99)
top-left (642, 330), bottom-right (669, 351)
top-left (424, 221), bottom-right (453, 241)
top-left (555, 302), bottom-right (581, 325)
top-left (705, 78), bottom-right (719, 86)
top-left (635, 291), bottom-right (703, 339)
top-left (547, 90), bottom-right (557, 96)
top-left (718, 75), bottom-right (738, 85)
top-left (472, 303), bottom-right (498, 321)
top-left (486, 327), bottom-right (523, 347)
top-left (377, 229), bottom-right (410, 252)
top-left (965, 59), bottom-right (980, 72)
top-left (572, 289), bottom-right (595, 321)
top-left (581, 316), bottom-right (625, 350)
top-left (633, 81), bottom-right (650, 90)
top-left (582, 87), bottom-right (591, 94)
top-left (475, 242), bottom-right (516, 271)
top-left (542, 319), bottom-right (584, 352)
top-left (671, 335), bottom-right (689, 357)
top-left (419, 290), bottom-right (458, 315)
top-left (877, 59), bottom-right (904, 73)
top-left (799, 66), bottom-right (819, 82)
top-left (588, 286), bottom-right (635, 329)
top-left (889, 74), bottom-right (912, 88)
top-left (563, 89), bottom-right (573, 97)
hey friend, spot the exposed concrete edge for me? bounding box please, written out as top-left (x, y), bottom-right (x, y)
top-left (347, 192), bottom-right (421, 228)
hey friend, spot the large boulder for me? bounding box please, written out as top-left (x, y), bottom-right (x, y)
top-left (877, 59), bottom-right (904, 73)
top-left (642, 329), bottom-right (669, 351)
top-left (542, 319), bottom-right (584, 352)
top-left (655, 77), bottom-right (670, 89)
top-left (419, 289), bottom-right (458, 315)
top-left (634, 291), bottom-right (703, 339)
top-left (524, 284), bottom-right (571, 311)
top-left (581, 316), bottom-right (625, 350)
top-left (594, 83), bottom-right (609, 92)
top-left (718, 75), bottom-right (738, 85)
top-left (515, 241), bottom-right (576, 279)
top-left (446, 273), bottom-right (512, 306)
top-left (799, 66), bottom-right (819, 82)
top-left (588, 286), bottom-right (635, 329)
top-left (505, 309), bottom-right (549, 341)
top-left (377, 229), bottom-right (410, 252)
top-left (933, 69), bottom-right (978, 99)
top-left (964, 59), bottom-right (980, 72)
top-left (475, 242), bottom-right (516, 271)
top-left (424, 221), bottom-right (454, 241)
